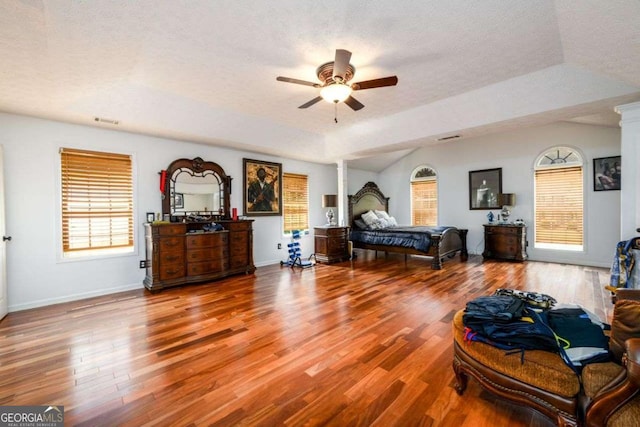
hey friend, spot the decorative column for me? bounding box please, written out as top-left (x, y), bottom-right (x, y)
top-left (336, 159), bottom-right (347, 226)
top-left (615, 101), bottom-right (640, 239)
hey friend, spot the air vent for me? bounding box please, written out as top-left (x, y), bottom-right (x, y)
top-left (94, 117), bottom-right (120, 125)
top-left (436, 134), bottom-right (460, 141)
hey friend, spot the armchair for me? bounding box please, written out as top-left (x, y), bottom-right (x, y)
top-left (581, 298), bottom-right (640, 426)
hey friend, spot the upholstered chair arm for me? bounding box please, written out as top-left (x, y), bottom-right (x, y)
top-left (584, 338), bottom-right (640, 427)
top-left (615, 288), bottom-right (640, 302)
top-left (626, 338), bottom-right (640, 387)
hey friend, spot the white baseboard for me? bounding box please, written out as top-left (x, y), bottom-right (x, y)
top-left (9, 282), bottom-right (144, 313)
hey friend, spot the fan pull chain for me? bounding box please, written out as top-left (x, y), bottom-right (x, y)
top-left (334, 102), bottom-right (338, 123)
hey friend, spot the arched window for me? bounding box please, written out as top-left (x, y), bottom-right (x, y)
top-left (534, 147), bottom-right (584, 250)
top-left (411, 166), bottom-right (438, 226)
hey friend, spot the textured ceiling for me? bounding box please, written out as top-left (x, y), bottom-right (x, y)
top-left (1, 0), bottom-right (639, 171)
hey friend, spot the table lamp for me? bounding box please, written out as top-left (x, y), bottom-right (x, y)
top-left (498, 193), bottom-right (516, 223)
top-left (322, 194), bottom-right (337, 226)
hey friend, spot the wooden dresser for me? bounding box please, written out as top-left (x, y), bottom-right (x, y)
top-left (144, 220), bottom-right (255, 292)
top-left (314, 226), bottom-right (350, 264)
top-left (482, 224), bottom-right (528, 262)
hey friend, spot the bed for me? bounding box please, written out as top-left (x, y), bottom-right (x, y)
top-left (348, 181), bottom-right (468, 270)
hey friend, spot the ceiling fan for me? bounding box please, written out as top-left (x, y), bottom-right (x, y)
top-left (276, 49), bottom-right (398, 112)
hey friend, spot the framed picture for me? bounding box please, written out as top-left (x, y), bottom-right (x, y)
top-left (593, 156), bottom-right (621, 191)
top-left (174, 193), bottom-right (184, 209)
top-left (469, 168), bottom-right (502, 210)
top-left (243, 158), bottom-right (282, 216)
top-left (146, 212), bottom-right (155, 223)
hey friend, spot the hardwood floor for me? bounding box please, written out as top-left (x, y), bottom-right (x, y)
top-left (0, 252), bottom-right (613, 426)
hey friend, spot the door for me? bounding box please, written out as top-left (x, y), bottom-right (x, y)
top-left (0, 146), bottom-right (7, 319)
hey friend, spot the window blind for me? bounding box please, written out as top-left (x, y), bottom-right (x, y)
top-left (411, 179), bottom-right (437, 226)
top-left (283, 173), bottom-right (308, 233)
top-left (535, 166), bottom-right (583, 245)
top-left (60, 148), bottom-right (134, 254)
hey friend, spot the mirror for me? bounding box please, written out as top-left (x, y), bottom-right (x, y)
top-left (162, 157), bottom-right (232, 221)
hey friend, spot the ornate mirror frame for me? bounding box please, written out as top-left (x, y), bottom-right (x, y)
top-left (162, 157), bottom-right (232, 221)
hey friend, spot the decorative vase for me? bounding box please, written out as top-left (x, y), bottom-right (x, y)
top-left (487, 211), bottom-right (494, 223)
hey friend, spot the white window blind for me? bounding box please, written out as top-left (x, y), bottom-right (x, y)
top-left (283, 173), bottom-right (308, 233)
top-left (60, 148), bottom-right (134, 255)
top-left (535, 166), bottom-right (583, 247)
top-left (411, 179), bottom-right (437, 226)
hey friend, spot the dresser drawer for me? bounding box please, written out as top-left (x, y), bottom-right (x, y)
top-left (230, 232), bottom-right (248, 244)
top-left (326, 228), bottom-right (347, 237)
top-left (487, 226), bottom-right (519, 236)
top-left (223, 221), bottom-right (252, 232)
top-left (186, 232), bottom-right (228, 249)
top-left (159, 237), bottom-right (185, 252)
top-left (187, 247), bottom-right (228, 262)
top-left (159, 251), bottom-right (184, 265)
top-left (328, 239), bottom-right (347, 251)
top-left (230, 242), bottom-right (247, 256)
top-left (230, 255), bottom-right (248, 268)
top-left (155, 224), bottom-right (186, 236)
top-left (159, 264), bottom-right (185, 281)
top-left (187, 259), bottom-right (229, 276)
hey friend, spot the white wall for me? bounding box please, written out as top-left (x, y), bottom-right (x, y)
top-left (617, 101), bottom-right (640, 239)
top-left (0, 113), bottom-right (337, 311)
top-left (347, 168), bottom-right (379, 195)
top-left (0, 113), bottom-right (622, 311)
top-left (378, 122), bottom-right (621, 267)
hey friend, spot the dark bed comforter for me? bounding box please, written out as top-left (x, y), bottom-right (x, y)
top-left (349, 226), bottom-right (454, 253)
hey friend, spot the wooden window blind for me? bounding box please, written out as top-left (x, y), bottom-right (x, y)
top-left (411, 179), bottom-right (437, 226)
top-left (283, 173), bottom-right (308, 233)
top-left (535, 166), bottom-right (583, 245)
top-left (60, 148), bottom-right (134, 254)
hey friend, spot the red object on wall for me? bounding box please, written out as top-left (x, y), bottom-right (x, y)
top-left (232, 208), bottom-right (238, 221)
top-left (159, 170), bottom-right (167, 193)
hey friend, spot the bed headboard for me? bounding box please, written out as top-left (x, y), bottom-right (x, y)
top-left (348, 182), bottom-right (390, 227)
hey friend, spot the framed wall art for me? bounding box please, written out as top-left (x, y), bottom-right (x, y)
top-left (469, 168), bottom-right (502, 210)
top-left (593, 156), bottom-right (621, 191)
top-left (243, 158), bottom-right (282, 216)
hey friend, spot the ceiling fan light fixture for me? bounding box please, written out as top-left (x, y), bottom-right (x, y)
top-left (320, 83), bottom-right (352, 103)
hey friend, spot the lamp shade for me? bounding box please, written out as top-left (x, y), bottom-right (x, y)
top-left (322, 194), bottom-right (337, 208)
top-left (498, 193), bottom-right (516, 207)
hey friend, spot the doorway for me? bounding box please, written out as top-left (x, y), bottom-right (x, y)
top-left (0, 145), bottom-right (7, 319)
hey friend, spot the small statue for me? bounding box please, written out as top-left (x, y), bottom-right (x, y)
top-left (487, 211), bottom-right (494, 223)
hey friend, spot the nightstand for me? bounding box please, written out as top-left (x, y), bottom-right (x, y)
top-left (314, 226), bottom-right (350, 263)
top-left (482, 224), bottom-right (528, 261)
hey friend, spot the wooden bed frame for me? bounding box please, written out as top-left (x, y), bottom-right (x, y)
top-left (348, 181), bottom-right (468, 270)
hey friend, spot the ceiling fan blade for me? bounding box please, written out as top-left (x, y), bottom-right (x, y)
top-left (298, 96), bottom-right (323, 109)
top-left (351, 76), bottom-right (398, 90)
top-left (344, 96), bottom-right (364, 111)
top-left (277, 76), bottom-right (320, 87)
top-left (332, 49), bottom-right (352, 81)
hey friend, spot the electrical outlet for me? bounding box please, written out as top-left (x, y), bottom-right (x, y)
top-left (277, 243), bottom-right (282, 249)
top-left (139, 260), bottom-right (146, 269)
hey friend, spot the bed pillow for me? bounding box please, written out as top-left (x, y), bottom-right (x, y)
top-left (387, 216), bottom-right (398, 227)
top-left (361, 210), bottom-right (383, 229)
top-left (353, 218), bottom-right (367, 230)
top-left (374, 210), bottom-right (391, 220)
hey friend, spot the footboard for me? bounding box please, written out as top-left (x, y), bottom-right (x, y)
top-left (429, 228), bottom-right (468, 269)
